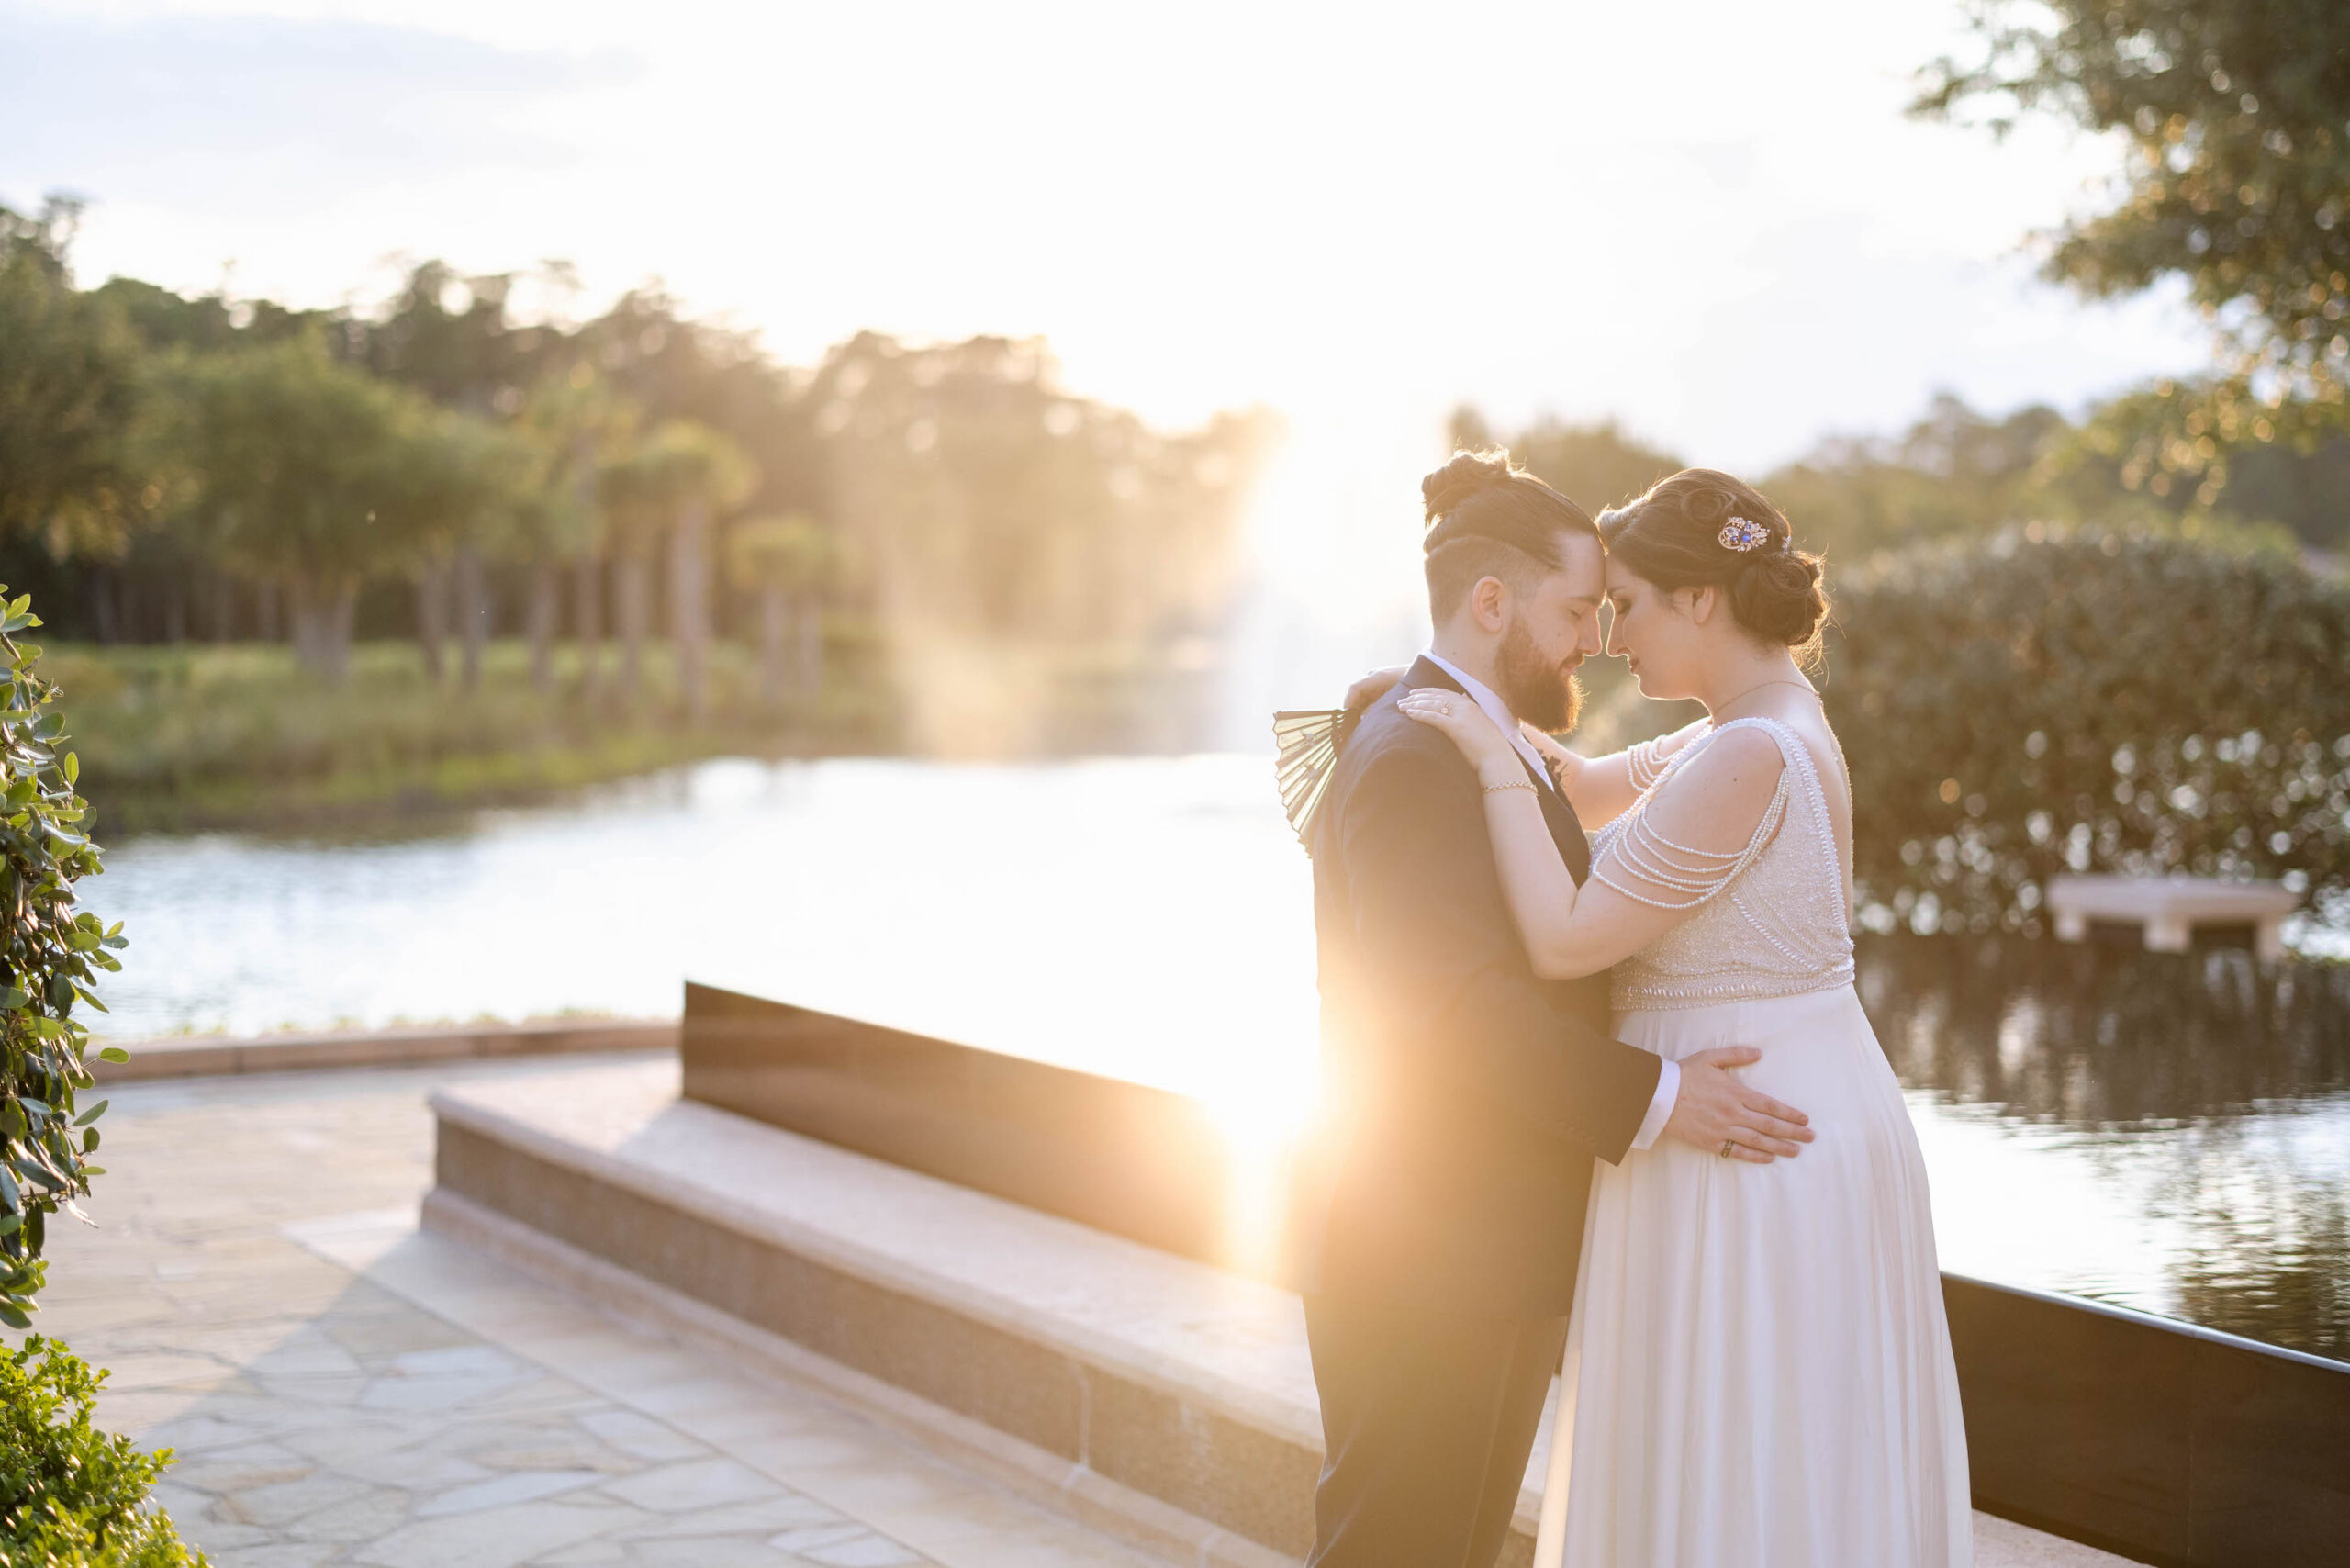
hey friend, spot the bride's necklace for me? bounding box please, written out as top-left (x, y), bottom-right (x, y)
top-left (1711, 677), bottom-right (1817, 722)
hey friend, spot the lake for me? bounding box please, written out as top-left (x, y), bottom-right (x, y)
top-left (86, 754), bottom-right (2350, 1361)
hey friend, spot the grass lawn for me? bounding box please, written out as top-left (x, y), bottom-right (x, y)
top-left (45, 637), bottom-right (898, 836)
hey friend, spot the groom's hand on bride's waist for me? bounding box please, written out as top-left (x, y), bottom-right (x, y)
top-left (1659, 1047), bottom-right (1814, 1164)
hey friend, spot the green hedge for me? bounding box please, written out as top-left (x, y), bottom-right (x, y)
top-left (1, 1338), bottom-right (206, 1565)
top-left (0, 592), bottom-right (126, 1327)
top-left (0, 593), bottom-right (190, 1564)
top-left (1823, 531), bottom-right (2350, 937)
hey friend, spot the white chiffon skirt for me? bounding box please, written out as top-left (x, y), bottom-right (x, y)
top-left (1535, 984), bottom-right (1973, 1568)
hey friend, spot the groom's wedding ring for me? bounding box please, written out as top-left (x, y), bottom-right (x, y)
top-left (1718, 1139), bottom-right (1736, 1159)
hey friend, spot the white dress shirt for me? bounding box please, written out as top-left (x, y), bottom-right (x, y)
top-left (1421, 652), bottom-right (1681, 1153)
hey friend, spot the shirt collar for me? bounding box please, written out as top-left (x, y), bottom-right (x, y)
top-left (1421, 650), bottom-right (1555, 790)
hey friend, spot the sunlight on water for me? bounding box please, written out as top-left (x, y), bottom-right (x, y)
top-left (93, 755), bottom-right (1326, 1121)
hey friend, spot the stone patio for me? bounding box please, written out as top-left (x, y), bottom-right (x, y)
top-left (12, 1055), bottom-right (1157, 1568)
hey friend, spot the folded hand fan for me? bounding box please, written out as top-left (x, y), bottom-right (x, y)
top-left (1273, 708), bottom-right (1357, 855)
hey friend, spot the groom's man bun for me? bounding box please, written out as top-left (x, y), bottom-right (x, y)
top-left (1419, 450), bottom-right (1596, 619)
top-left (1597, 469), bottom-right (1831, 659)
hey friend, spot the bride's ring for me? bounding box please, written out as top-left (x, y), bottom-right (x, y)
top-left (1718, 1139), bottom-right (1736, 1159)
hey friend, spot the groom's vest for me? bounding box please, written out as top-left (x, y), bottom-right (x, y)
top-left (1292, 660), bottom-right (1658, 1319)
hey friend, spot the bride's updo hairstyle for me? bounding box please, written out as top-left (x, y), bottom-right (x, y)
top-left (1420, 449), bottom-right (1597, 618)
top-left (1596, 468), bottom-right (1830, 661)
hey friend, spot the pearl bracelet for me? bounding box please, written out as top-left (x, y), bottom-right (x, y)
top-left (1482, 779), bottom-right (1537, 795)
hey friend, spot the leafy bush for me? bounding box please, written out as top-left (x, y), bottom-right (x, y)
top-left (1823, 530), bottom-right (2350, 936)
top-left (0, 1337), bottom-right (206, 1566)
top-left (0, 591), bottom-right (127, 1328)
top-left (0, 597), bottom-right (189, 1564)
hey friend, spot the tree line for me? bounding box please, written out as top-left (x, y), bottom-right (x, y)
top-left (0, 201), bottom-right (1277, 725)
top-left (1452, 386), bottom-right (2349, 571)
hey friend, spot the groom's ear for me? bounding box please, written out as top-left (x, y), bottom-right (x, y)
top-left (1468, 573), bottom-right (1512, 632)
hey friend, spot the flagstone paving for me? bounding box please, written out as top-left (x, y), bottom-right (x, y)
top-left (13, 1057), bottom-right (1157, 1568)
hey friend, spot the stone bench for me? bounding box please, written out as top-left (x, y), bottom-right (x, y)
top-left (2046, 875), bottom-right (2299, 961)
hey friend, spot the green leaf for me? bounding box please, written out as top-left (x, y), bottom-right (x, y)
top-left (61, 751), bottom-right (76, 785)
top-left (71, 1101), bottom-right (105, 1127)
top-left (0, 1304), bottom-right (29, 1329)
top-left (97, 1047), bottom-right (128, 1063)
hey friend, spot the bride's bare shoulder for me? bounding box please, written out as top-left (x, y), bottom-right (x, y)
top-left (1630, 725), bottom-right (1789, 848)
top-left (1674, 725), bottom-right (1789, 790)
top-left (1607, 723), bottom-right (1785, 869)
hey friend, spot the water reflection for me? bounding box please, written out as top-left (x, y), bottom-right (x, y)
top-left (1863, 934), bottom-right (2350, 1360)
top-left (1864, 935), bottom-right (2350, 1122)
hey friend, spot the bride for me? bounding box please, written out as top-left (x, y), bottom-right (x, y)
top-left (1382, 467), bottom-right (1970, 1566)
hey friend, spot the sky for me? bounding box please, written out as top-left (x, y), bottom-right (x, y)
top-left (3, 0), bottom-right (2219, 699)
top-left (5, 0), bottom-right (2213, 462)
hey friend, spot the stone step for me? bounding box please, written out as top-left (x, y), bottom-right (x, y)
top-left (427, 1057), bottom-right (2136, 1567)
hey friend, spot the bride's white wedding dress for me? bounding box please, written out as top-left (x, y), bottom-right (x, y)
top-left (1534, 716), bottom-right (1972, 1568)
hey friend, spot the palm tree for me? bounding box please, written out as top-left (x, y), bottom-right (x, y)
top-left (601, 420), bottom-right (754, 717)
top-left (727, 514), bottom-right (839, 711)
top-left (512, 376), bottom-right (636, 697)
top-left (393, 412), bottom-right (530, 691)
top-left (512, 375), bottom-right (620, 695)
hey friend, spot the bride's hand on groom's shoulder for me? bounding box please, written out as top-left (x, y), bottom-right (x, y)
top-left (1396, 689), bottom-right (1519, 775)
top-left (1342, 666), bottom-right (1409, 716)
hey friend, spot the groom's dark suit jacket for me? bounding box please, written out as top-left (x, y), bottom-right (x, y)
top-left (1293, 657), bottom-right (1663, 1319)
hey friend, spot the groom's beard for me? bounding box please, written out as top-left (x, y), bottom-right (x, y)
top-left (1496, 616), bottom-right (1583, 734)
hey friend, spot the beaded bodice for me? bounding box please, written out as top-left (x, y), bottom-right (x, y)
top-left (1594, 716), bottom-right (1856, 1013)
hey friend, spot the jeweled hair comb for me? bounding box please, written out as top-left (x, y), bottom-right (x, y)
top-left (1718, 516), bottom-right (1771, 552)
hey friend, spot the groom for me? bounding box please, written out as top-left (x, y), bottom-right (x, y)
top-left (1292, 461), bottom-right (1812, 1567)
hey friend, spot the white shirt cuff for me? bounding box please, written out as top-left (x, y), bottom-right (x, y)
top-left (1628, 1057), bottom-right (1680, 1152)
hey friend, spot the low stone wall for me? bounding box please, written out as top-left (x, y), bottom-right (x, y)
top-left (93, 1017), bottom-right (678, 1082)
top-left (1948, 1275), bottom-right (2350, 1566)
top-left (679, 980), bottom-right (1265, 1274)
